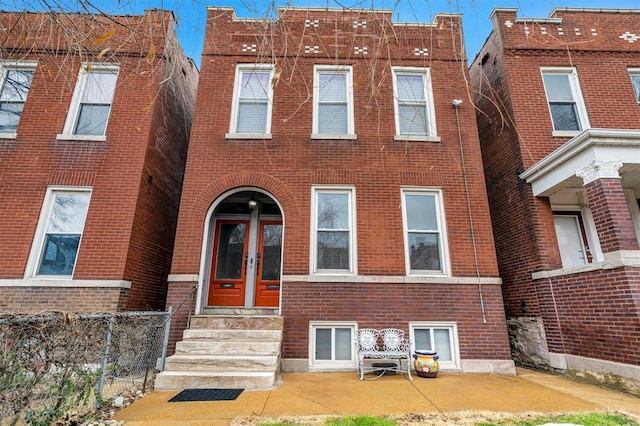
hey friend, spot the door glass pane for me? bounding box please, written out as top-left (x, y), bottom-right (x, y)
top-left (434, 329), bottom-right (452, 361)
top-left (335, 328), bottom-right (352, 360)
top-left (261, 224), bottom-right (282, 281)
top-left (215, 223), bottom-right (246, 279)
top-left (554, 215), bottom-right (587, 268)
top-left (408, 233), bottom-right (440, 271)
top-left (315, 328), bottom-right (331, 360)
top-left (414, 329), bottom-right (432, 351)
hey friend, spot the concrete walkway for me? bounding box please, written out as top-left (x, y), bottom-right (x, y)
top-left (113, 368), bottom-right (640, 425)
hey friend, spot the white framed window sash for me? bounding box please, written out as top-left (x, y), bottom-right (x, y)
top-left (409, 322), bottom-right (460, 370)
top-left (401, 187), bottom-right (450, 276)
top-left (25, 186), bottom-right (92, 279)
top-left (628, 68), bottom-right (640, 104)
top-left (58, 63), bottom-right (119, 141)
top-left (391, 66), bottom-right (437, 140)
top-left (312, 65), bottom-right (355, 139)
top-left (310, 186), bottom-right (357, 276)
top-left (540, 67), bottom-right (590, 136)
top-left (227, 63), bottom-right (274, 139)
top-left (0, 60), bottom-right (37, 138)
top-left (308, 321), bottom-right (357, 369)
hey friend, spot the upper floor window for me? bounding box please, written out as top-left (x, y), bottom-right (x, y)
top-left (541, 67), bottom-right (590, 135)
top-left (312, 65), bottom-right (355, 139)
top-left (401, 188), bottom-right (449, 275)
top-left (629, 68), bottom-right (640, 104)
top-left (392, 67), bottom-right (437, 140)
top-left (0, 61), bottom-right (36, 136)
top-left (311, 186), bottom-right (356, 275)
top-left (29, 188), bottom-right (91, 278)
top-left (227, 64), bottom-right (274, 139)
top-left (59, 63), bottom-right (119, 140)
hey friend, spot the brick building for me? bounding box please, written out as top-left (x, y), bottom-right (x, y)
top-left (471, 8), bottom-right (640, 393)
top-left (159, 6), bottom-right (514, 390)
top-left (0, 10), bottom-right (198, 311)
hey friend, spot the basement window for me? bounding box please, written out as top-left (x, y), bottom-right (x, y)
top-left (309, 322), bottom-right (357, 370)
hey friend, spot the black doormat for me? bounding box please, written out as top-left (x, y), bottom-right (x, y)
top-left (169, 388), bottom-right (243, 402)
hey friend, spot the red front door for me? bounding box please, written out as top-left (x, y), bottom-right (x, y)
top-left (255, 221), bottom-right (282, 307)
top-left (208, 220), bottom-right (249, 306)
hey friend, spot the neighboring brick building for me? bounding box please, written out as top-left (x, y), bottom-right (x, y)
top-left (471, 8), bottom-right (640, 393)
top-left (0, 10), bottom-right (198, 312)
top-left (164, 6), bottom-right (514, 385)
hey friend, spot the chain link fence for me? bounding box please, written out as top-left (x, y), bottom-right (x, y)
top-left (0, 311), bottom-right (170, 426)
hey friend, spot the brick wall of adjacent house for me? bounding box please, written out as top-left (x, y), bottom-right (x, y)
top-left (470, 8), bottom-right (640, 372)
top-left (0, 11), bottom-right (197, 313)
top-left (169, 8), bottom-right (510, 362)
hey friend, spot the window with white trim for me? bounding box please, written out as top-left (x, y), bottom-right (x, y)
top-left (30, 188), bottom-right (91, 277)
top-left (401, 189), bottom-right (448, 275)
top-left (410, 322), bottom-right (459, 369)
top-left (311, 187), bottom-right (356, 274)
top-left (541, 67), bottom-right (590, 134)
top-left (61, 63), bottom-right (119, 138)
top-left (629, 68), bottom-right (640, 104)
top-left (227, 64), bottom-right (274, 137)
top-left (0, 61), bottom-right (36, 135)
top-left (309, 322), bottom-right (356, 368)
top-left (312, 65), bottom-right (355, 138)
top-left (392, 67), bottom-right (437, 139)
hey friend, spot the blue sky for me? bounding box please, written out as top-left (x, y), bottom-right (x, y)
top-left (5, 0), bottom-right (640, 67)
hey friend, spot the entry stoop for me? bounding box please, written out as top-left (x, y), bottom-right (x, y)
top-left (155, 314), bottom-right (284, 391)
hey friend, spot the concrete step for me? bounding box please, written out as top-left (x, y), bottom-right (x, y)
top-left (201, 307), bottom-right (279, 316)
top-left (164, 354), bottom-right (279, 372)
top-left (183, 328), bottom-right (282, 342)
top-left (175, 339), bottom-right (281, 356)
top-left (189, 315), bottom-right (284, 330)
top-left (155, 371), bottom-right (277, 390)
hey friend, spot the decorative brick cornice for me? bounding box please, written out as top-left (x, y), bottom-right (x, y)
top-left (575, 160), bottom-right (622, 185)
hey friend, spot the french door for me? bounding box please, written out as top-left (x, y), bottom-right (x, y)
top-left (208, 219), bottom-right (282, 307)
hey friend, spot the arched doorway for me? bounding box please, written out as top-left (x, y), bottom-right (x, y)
top-left (206, 190), bottom-right (283, 308)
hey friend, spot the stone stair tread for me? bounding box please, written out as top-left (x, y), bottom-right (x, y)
top-left (159, 371), bottom-right (275, 377)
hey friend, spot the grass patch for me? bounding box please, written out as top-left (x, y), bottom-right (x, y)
top-left (250, 411), bottom-right (639, 426)
top-left (325, 416), bottom-right (397, 426)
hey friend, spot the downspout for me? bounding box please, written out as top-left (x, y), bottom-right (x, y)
top-left (452, 99), bottom-right (487, 324)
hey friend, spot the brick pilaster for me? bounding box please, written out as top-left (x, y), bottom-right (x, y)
top-left (577, 161), bottom-right (639, 253)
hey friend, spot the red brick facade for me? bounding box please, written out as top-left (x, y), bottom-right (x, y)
top-left (168, 7), bottom-right (513, 372)
top-left (0, 11), bottom-right (198, 312)
top-left (471, 8), bottom-right (640, 391)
